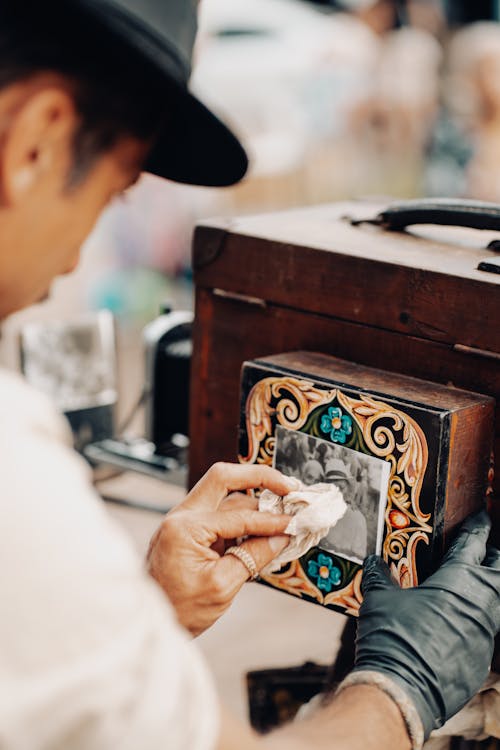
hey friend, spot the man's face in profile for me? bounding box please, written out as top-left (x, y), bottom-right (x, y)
top-left (0, 75), bottom-right (150, 319)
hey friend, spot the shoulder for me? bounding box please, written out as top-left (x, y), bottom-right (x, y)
top-left (0, 366), bottom-right (72, 445)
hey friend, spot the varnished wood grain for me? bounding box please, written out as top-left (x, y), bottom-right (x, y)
top-left (193, 202), bottom-right (500, 353)
top-left (189, 291), bottom-right (499, 488)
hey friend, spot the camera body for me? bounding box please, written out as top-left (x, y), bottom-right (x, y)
top-left (83, 308), bottom-right (193, 483)
top-left (143, 309), bottom-right (193, 455)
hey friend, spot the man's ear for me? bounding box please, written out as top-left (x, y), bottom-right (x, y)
top-left (1, 86), bottom-right (78, 205)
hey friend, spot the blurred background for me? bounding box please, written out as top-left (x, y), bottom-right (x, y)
top-left (3, 0), bottom-right (500, 426)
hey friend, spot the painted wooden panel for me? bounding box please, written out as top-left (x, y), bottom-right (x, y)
top-left (238, 352), bottom-right (494, 617)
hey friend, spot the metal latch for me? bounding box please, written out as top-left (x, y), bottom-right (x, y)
top-left (477, 255), bottom-right (500, 275)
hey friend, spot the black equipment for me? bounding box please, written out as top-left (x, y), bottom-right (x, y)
top-left (84, 307), bottom-right (193, 485)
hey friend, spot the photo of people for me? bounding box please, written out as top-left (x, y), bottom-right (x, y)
top-left (273, 426), bottom-right (390, 563)
top-left (20, 311), bottom-right (117, 413)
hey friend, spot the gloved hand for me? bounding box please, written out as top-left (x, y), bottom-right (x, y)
top-left (353, 510), bottom-right (500, 739)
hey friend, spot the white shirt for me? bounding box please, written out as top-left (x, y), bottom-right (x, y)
top-left (0, 367), bottom-right (219, 750)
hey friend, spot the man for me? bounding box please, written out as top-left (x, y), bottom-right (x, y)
top-left (0, 2), bottom-right (498, 749)
top-left (302, 458), bottom-right (325, 485)
top-left (322, 458), bottom-right (368, 559)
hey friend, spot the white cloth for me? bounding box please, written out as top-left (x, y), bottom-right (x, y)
top-left (0, 367), bottom-right (218, 750)
top-left (259, 482), bottom-right (347, 574)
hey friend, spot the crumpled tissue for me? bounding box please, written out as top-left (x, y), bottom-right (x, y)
top-left (259, 481), bottom-right (347, 575)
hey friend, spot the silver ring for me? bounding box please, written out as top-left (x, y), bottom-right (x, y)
top-left (225, 545), bottom-right (259, 580)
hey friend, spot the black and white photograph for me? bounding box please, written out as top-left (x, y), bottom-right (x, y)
top-left (20, 311), bottom-right (118, 449)
top-left (274, 426), bottom-right (390, 563)
top-left (20, 310), bottom-right (117, 413)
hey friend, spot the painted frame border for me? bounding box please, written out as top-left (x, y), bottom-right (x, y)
top-left (239, 375), bottom-right (432, 615)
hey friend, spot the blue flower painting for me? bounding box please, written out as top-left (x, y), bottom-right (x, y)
top-left (307, 554), bottom-right (342, 593)
top-left (320, 406), bottom-right (353, 444)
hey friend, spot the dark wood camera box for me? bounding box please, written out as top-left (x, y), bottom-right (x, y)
top-left (237, 351), bottom-right (493, 615)
top-left (190, 201), bottom-right (500, 548)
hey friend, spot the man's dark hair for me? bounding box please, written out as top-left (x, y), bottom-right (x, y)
top-left (0, 2), bottom-right (172, 185)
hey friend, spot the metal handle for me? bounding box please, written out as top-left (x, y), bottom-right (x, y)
top-left (350, 198), bottom-right (500, 233)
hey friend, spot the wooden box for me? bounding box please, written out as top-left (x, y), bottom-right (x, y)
top-left (238, 351), bottom-right (493, 615)
top-left (189, 201), bottom-right (500, 550)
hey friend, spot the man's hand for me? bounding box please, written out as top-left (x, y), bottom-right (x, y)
top-left (147, 463), bottom-right (296, 636)
top-left (353, 510), bottom-right (500, 740)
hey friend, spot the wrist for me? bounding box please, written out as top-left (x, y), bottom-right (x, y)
top-left (351, 646), bottom-right (442, 738)
top-left (337, 670), bottom-right (425, 750)
top-left (263, 683), bottom-right (413, 750)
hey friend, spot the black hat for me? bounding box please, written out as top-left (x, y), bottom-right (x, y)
top-left (74, 0), bottom-right (248, 187)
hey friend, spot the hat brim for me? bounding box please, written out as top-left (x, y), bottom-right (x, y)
top-left (74, 0), bottom-right (249, 187)
top-left (144, 84), bottom-right (249, 187)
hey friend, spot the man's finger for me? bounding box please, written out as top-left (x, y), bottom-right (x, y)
top-left (218, 535), bottom-right (290, 593)
top-left (207, 508), bottom-right (291, 541)
top-left (220, 492), bottom-right (258, 512)
top-left (211, 494), bottom-right (254, 556)
top-left (442, 510), bottom-right (491, 566)
top-left (182, 462), bottom-right (298, 511)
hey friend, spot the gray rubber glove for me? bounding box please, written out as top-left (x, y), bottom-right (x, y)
top-left (353, 510), bottom-right (500, 739)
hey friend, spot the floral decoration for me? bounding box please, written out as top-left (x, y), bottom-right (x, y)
top-left (320, 406), bottom-right (353, 444)
top-left (307, 554), bottom-right (342, 593)
top-left (389, 509), bottom-right (410, 530)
